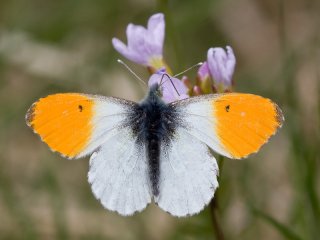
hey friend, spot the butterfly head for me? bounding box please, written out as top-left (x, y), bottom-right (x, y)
top-left (148, 83), bottom-right (163, 100)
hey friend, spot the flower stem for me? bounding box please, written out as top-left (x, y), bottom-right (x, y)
top-left (210, 155), bottom-right (225, 240)
top-left (210, 197), bottom-right (225, 240)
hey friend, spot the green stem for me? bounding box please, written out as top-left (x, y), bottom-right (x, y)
top-left (210, 197), bottom-right (225, 240)
top-left (210, 155), bottom-right (225, 240)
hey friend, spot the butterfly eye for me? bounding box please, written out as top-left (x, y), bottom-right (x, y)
top-left (225, 105), bottom-right (230, 112)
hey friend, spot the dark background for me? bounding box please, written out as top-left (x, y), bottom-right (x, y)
top-left (0, 0), bottom-right (319, 239)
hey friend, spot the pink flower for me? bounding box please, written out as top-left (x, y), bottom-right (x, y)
top-left (197, 61), bottom-right (210, 80)
top-left (112, 13), bottom-right (165, 70)
top-left (193, 62), bottom-right (213, 95)
top-left (148, 70), bottom-right (189, 103)
top-left (207, 46), bottom-right (236, 90)
top-left (196, 61), bottom-right (213, 94)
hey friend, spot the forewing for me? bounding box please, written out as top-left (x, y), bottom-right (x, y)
top-left (155, 129), bottom-right (219, 217)
top-left (26, 93), bottom-right (136, 159)
top-left (171, 93), bottom-right (284, 159)
top-left (88, 128), bottom-right (152, 216)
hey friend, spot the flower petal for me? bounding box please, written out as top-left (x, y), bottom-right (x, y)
top-left (207, 46), bottom-right (236, 88)
top-left (197, 61), bottom-right (209, 80)
top-left (112, 38), bottom-right (144, 63)
top-left (225, 46), bottom-right (236, 80)
top-left (147, 13), bottom-right (165, 55)
top-left (112, 13), bottom-right (165, 68)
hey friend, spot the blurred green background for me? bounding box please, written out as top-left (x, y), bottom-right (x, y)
top-left (0, 0), bottom-right (319, 239)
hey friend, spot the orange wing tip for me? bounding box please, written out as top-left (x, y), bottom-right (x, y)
top-left (213, 94), bottom-right (284, 159)
top-left (26, 98), bottom-right (78, 159)
top-left (26, 94), bottom-right (95, 159)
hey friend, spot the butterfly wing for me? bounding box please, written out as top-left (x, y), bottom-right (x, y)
top-left (154, 129), bottom-right (219, 217)
top-left (155, 93), bottom-right (283, 217)
top-left (26, 93), bottom-right (152, 215)
top-left (171, 93), bottom-right (284, 159)
top-left (88, 128), bottom-right (152, 216)
top-left (26, 93), bottom-right (136, 159)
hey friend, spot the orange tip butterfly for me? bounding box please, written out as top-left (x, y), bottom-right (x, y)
top-left (26, 82), bottom-right (284, 217)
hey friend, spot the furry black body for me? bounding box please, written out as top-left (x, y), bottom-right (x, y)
top-left (129, 84), bottom-right (179, 196)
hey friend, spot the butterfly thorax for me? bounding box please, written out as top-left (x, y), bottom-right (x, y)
top-left (130, 84), bottom-right (179, 196)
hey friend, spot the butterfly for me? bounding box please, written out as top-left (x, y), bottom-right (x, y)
top-left (25, 82), bottom-right (284, 217)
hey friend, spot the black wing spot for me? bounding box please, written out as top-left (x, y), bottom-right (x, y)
top-left (225, 105), bottom-right (230, 112)
top-left (78, 105), bottom-right (83, 112)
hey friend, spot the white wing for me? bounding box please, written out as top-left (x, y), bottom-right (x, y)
top-left (88, 127), bottom-right (152, 216)
top-left (155, 128), bottom-right (219, 217)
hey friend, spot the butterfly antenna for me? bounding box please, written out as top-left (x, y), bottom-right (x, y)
top-left (160, 73), bottom-right (180, 96)
top-left (117, 59), bottom-right (147, 86)
top-left (173, 62), bottom-right (203, 78)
